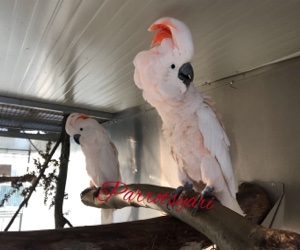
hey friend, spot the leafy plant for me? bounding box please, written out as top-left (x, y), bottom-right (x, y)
top-left (0, 141), bottom-right (68, 209)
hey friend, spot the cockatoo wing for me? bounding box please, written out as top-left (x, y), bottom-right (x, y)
top-left (196, 99), bottom-right (236, 198)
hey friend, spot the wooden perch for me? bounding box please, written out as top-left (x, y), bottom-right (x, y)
top-left (81, 183), bottom-right (300, 250)
top-left (0, 174), bottom-right (37, 184)
top-left (0, 216), bottom-right (211, 249)
top-left (237, 182), bottom-right (271, 224)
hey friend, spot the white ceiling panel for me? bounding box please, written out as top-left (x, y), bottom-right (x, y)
top-left (1, 0), bottom-right (300, 113)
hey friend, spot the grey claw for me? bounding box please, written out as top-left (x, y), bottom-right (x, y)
top-left (93, 187), bottom-right (101, 198)
top-left (191, 185), bottom-right (220, 215)
top-left (167, 183), bottom-right (194, 210)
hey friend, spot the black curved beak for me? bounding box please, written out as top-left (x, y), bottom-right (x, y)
top-left (73, 134), bottom-right (81, 145)
top-left (178, 62), bottom-right (194, 88)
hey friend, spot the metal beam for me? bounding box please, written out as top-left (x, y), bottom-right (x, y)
top-left (0, 130), bottom-right (60, 141)
top-left (0, 116), bottom-right (62, 132)
top-left (0, 95), bottom-right (114, 120)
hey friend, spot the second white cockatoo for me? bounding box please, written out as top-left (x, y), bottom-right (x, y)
top-left (133, 17), bottom-right (242, 214)
top-left (65, 113), bottom-right (121, 224)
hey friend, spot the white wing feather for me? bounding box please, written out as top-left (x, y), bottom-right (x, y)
top-left (196, 103), bottom-right (236, 198)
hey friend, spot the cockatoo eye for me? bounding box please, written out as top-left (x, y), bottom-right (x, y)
top-left (80, 128), bottom-right (83, 131)
top-left (171, 64), bottom-right (175, 69)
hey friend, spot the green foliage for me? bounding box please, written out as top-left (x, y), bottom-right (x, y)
top-left (0, 181), bottom-right (23, 207)
top-left (0, 141), bottom-right (68, 209)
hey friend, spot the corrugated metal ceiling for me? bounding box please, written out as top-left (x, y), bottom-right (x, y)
top-left (0, 0), bottom-right (300, 113)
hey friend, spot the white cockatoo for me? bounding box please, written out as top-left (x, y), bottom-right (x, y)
top-left (65, 113), bottom-right (121, 223)
top-left (133, 17), bottom-right (242, 214)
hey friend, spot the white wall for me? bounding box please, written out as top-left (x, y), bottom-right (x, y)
top-left (207, 57), bottom-right (300, 233)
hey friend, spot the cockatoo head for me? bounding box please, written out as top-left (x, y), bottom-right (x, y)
top-left (65, 113), bottom-right (107, 147)
top-left (133, 17), bottom-right (194, 103)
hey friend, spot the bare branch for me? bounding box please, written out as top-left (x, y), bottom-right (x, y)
top-left (54, 115), bottom-right (72, 229)
top-left (0, 174), bottom-right (37, 184)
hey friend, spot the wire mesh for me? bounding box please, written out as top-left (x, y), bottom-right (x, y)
top-left (0, 103), bottom-right (64, 140)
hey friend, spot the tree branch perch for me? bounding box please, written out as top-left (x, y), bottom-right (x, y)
top-left (81, 183), bottom-right (300, 250)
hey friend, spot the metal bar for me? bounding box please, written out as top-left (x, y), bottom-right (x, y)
top-left (0, 119), bottom-right (62, 132)
top-left (0, 95), bottom-right (114, 120)
top-left (0, 131), bottom-right (60, 141)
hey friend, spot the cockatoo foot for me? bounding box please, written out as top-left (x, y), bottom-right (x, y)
top-left (192, 185), bottom-right (220, 215)
top-left (167, 183), bottom-right (194, 210)
top-left (92, 187), bottom-right (101, 199)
